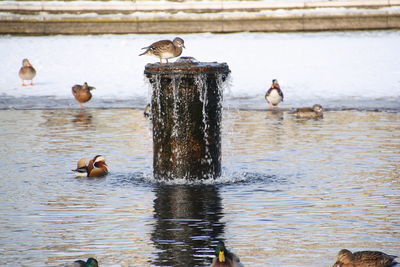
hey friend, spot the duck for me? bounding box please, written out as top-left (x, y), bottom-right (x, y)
top-left (333, 249), bottom-right (397, 267)
top-left (139, 37), bottom-right (185, 64)
top-left (72, 82), bottom-right (95, 108)
top-left (291, 104), bottom-right (323, 119)
top-left (72, 258), bottom-right (99, 267)
top-left (265, 79), bottom-right (284, 109)
top-left (210, 241), bottom-right (244, 267)
top-left (18, 58), bottom-right (36, 86)
top-left (72, 155), bottom-right (108, 178)
top-left (144, 103), bottom-right (151, 118)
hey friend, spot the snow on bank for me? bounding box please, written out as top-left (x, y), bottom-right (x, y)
top-left (1, 31), bottom-right (399, 110)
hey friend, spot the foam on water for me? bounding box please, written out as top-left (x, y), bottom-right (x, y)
top-left (127, 170), bottom-right (276, 186)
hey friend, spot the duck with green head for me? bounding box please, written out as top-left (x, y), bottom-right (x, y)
top-left (211, 241), bottom-right (244, 267)
top-left (72, 257), bottom-right (99, 267)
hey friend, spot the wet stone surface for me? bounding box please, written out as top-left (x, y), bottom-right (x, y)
top-left (145, 57), bottom-right (231, 180)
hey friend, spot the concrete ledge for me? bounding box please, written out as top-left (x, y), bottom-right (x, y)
top-left (1, 0), bottom-right (400, 13)
top-left (1, 13), bottom-right (399, 34)
top-left (1, 0), bottom-right (400, 34)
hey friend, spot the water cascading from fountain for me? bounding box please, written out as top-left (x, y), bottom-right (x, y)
top-left (144, 57), bottom-right (231, 180)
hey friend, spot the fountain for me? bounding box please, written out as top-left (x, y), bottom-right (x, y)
top-left (144, 57), bottom-right (230, 180)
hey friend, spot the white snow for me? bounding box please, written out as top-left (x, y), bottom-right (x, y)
top-left (1, 31), bottom-right (400, 110)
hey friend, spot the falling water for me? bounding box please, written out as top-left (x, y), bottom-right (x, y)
top-left (144, 58), bottom-right (231, 180)
top-left (194, 73), bottom-right (211, 167)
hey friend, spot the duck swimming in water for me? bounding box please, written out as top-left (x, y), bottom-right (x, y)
top-left (72, 155), bottom-right (108, 178)
top-left (333, 249), bottom-right (397, 267)
top-left (265, 79), bottom-right (284, 109)
top-left (210, 241), bottom-right (244, 267)
top-left (72, 257), bottom-right (98, 267)
top-left (18, 58), bottom-right (36, 86)
top-left (291, 104), bottom-right (323, 119)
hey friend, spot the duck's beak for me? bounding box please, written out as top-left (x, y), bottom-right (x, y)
top-left (218, 251), bottom-right (225, 262)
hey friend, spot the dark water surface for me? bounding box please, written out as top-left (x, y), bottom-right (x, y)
top-left (0, 108), bottom-right (399, 266)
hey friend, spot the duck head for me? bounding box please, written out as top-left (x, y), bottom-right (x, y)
top-left (86, 258), bottom-right (99, 267)
top-left (215, 241), bottom-right (228, 263)
top-left (173, 37), bottom-right (185, 49)
top-left (333, 249), bottom-right (354, 267)
top-left (312, 104), bottom-right (323, 113)
top-left (271, 79), bottom-right (280, 89)
top-left (93, 155), bottom-right (107, 168)
top-left (94, 159), bottom-right (108, 170)
top-left (22, 58), bottom-right (32, 67)
top-left (90, 155), bottom-right (108, 176)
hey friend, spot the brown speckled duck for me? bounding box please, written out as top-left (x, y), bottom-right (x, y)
top-left (18, 58), bottom-right (36, 86)
top-left (72, 155), bottom-right (108, 178)
top-left (265, 79), bottom-right (284, 109)
top-left (333, 249), bottom-right (397, 267)
top-left (139, 37), bottom-right (185, 64)
top-left (210, 241), bottom-right (244, 267)
top-left (72, 82), bottom-right (95, 108)
top-left (291, 104), bottom-right (323, 119)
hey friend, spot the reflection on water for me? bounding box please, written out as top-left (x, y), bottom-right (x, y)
top-left (0, 108), bottom-right (399, 266)
top-left (152, 185), bottom-right (224, 267)
top-left (71, 109), bottom-right (94, 128)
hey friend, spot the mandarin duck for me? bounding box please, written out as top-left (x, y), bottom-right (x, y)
top-left (72, 155), bottom-right (108, 178)
top-left (139, 37), bottom-right (185, 64)
top-left (19, 58), bottom-right (36, 86)
top-left (265, 79), bottom-right (284, 109)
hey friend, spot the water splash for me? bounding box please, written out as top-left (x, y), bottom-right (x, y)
top-left (120, 170), bottom-right (282, 186)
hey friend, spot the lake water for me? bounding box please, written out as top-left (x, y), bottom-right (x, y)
top-left (1, 31), bottom-right (400, 266)
top-left (0, 108), bottom-right (399, 266)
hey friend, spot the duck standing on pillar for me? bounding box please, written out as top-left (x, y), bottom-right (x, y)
top-left (18, 58), bottom-right (36, 86)
top-left (265, 79), bottom-right (284, 109)
top-left (139, 37), bottom-right (185, 64)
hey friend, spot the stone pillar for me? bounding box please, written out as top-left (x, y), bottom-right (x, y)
top-left (144, 57), bottom-right (230, 180)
